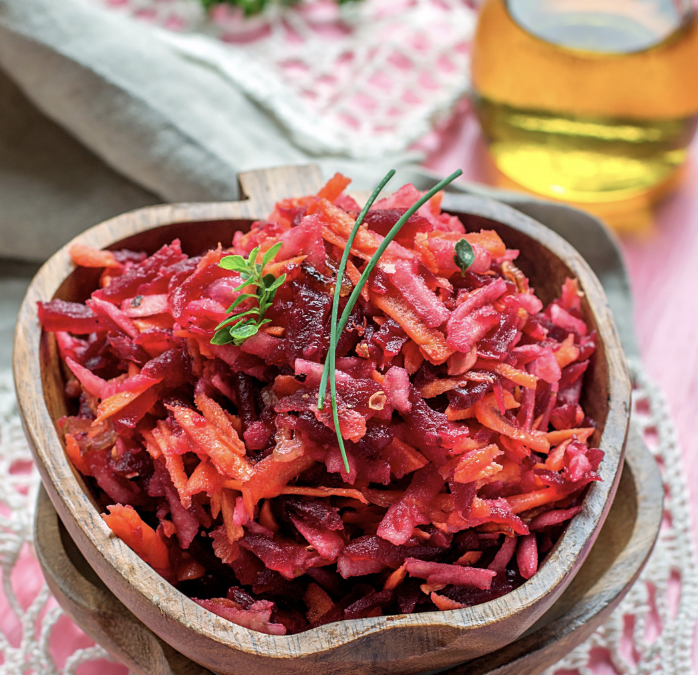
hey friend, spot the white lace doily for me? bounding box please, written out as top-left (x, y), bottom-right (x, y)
top-left (547, 358), bottom-right (698, 675)
top-left (0, 358), bottom-right (695, 674)
top-left (84, 0), bottom-right (477, 159)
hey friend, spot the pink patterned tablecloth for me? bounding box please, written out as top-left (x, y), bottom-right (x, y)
top-left (3, 110), bottom-right (697, 675)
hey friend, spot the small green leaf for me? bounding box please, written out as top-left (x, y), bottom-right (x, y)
top-left (211, 327), bottom-right (234, 345)
top-left (248, 246), bottom-right (260, 266)
top-left (266, 273), bottom-right (287, 293)
top-left (262, 241), bottom-right (283, 267)
top-left (454, 239), bottom-right (475, 276)
top-left (219, 255), bottom-right (250, 273)
top-left (259, 293), bottom-right (273, 311)
top-left (226, 293), bottom-right (258, 313)
top-left (230, 318), bottom-right (255, 334)
top-left (214, 316), bottom-right (241, 331)
top-left (214, 308), bottom-right (260, 331)
top-left (230, 322), bottom-right (259, 345)
top-left (232, 278), bottom-right (260, 294)
top-left (231, 308), bottom-right (261, 320)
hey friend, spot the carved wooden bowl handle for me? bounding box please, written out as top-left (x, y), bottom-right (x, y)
top-left (235, 165), bottom-right (325, 217)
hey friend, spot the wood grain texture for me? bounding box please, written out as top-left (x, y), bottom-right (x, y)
top-left (34, 426), bottom-right (661, 675)
top-left (14, 165), bottom-right (631, 675)
top-left (35, 492), bottom-right (210, 675)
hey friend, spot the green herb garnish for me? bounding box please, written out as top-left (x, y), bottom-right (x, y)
top-left (199, 0), bottom-right (359, 17)
top-left (319, 169), bottom-right (463, 473)
top-left (454, 238), bottom-right (475, 276)
top-left (211, 242), bottom-right (286, 346)
top-left (316, 170), bottom-right (396, 474)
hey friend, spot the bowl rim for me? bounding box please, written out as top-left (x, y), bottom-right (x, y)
top-left (13, 177), bottom-right (631, 661)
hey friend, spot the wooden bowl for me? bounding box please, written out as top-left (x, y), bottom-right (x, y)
top-left (14, 165), bottom-right (631, 675)
top-left (33, 425), bottom-right (661, 675)
top-left (33, 426), bottom-right (661, 675)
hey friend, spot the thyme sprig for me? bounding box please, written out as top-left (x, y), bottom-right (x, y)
top-left (199, 0), bottom-right (358, 17)
top-left (319, 169), bottom-right (464, 473)
top-left (211, 242), bottom-right (286, 346)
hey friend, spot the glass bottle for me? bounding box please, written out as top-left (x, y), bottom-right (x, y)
top-left (471, 0), bottom-right (698, 202)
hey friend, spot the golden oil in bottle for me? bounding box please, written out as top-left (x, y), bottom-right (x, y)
top-left (471, 0), bottom-right (698, 202)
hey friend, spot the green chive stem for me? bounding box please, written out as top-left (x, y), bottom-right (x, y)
top-left (318, 169), bottom-right (396, 412)
top-left (335, 169), bottom-right (463, 339)
top-left (322, 168), bottom-right (463, 475)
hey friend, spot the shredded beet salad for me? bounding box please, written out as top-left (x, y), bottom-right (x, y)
top-left (39, 173), bottom-right (602, 636)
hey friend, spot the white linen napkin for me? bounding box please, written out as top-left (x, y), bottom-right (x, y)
top-left (0, 0), bottom-right (419, 261)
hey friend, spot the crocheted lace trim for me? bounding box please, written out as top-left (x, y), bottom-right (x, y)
top-left (546, 358), bottom-right (698, 675)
